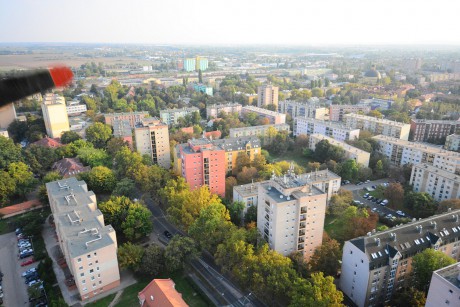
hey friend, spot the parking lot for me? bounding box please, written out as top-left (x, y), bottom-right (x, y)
top-left (0, 231), bottom-right (30, 306)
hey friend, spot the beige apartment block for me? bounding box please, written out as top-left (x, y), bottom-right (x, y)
top-left (257, 168), bottom-right (332, 261)
top-left (329, 104), bottom-right (371, 122)
top-left (104, 111), bottom-right (149, 128)
top-left (445, 134), bottom-right (460, 152)
top-left (0, 103), bottom-right (17, 129)
top-left (46, 178), bottom-right (120, 302)
top-left (229, 124), bottom-right (290, 139)
top-left (340, 209), bottom-right (460, 307)
top-left (241, 106), bottom-right (286, 124)
top-left (309, 134), bottom-right (370, 167)
top-left (426, 262), bottom-right (460, 307)
top-left (410, 163), bottom-right (460, 202)
top-left (294, 117), bottom-right (360, 141)
top-left (344, 113), bottom-right (410, 140)
top-left (373, 135), bottom-right (460, 175)
top-left (134, 117), bottom-right (171, 169)
top-left (41, 93), bottom-right (70, 138)
top-left (278, 100), bottom-right (327, 120)
top-left (257, 85), bottom-right (279, 108)
top-left (206, 103), bottom-right (242, 118)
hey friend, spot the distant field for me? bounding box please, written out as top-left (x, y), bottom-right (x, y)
top-left (0, 53), bottom-right (152, 71)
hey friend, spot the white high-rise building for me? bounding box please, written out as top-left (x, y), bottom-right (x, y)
top-left (41, 93), bottom-right (70, 138)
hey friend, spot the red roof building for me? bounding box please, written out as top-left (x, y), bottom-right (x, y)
top-left (138, 279), bottom-right (188, 307)
top-left (52, 158), bottom-right (91, 178)
top-left (204, 130), bottom-right (222, 140)
top-left (31, 137), bottom-right (62, 148)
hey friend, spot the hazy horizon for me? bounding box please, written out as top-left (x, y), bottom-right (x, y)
top-left (1, 0), bottom-right (460, 46)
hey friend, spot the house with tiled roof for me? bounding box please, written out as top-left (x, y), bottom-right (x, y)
top-left (31, 137), bottom-right (62, 148)
top-left (52, 158), bottom-right (90, 178)
top-left (138, 279), bottom-right (188, 307)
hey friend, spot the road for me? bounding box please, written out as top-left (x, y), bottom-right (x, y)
top-left (0, 232), bottom-right (30, 307)
top-left (342, 179), bottom-right (407, 219)
top-left (142, 195), bottom-right (264, 307)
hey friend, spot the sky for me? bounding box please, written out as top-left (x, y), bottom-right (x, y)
top-left (1, 0), bottom-right (459, 46)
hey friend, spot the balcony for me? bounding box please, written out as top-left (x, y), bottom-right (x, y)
top-left (297, 244), bottom-right (304, 250)
top-left (299, 223), bottom-right (306, 229)
top-left (299, 230), bottom-right (305, 236)
top-left (299, 215), bottom-right (306, 221)
top-left (298, 237), bottom-right (305, 243)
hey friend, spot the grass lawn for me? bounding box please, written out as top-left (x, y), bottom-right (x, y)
top-left (324, 215), bottom-right (343, 241)
top-left (85, 293), bottom-right (117, 307)
top-left (269, 150), bottom-right (312, 166)
top-left (115, 271), bottom-right (211, 307)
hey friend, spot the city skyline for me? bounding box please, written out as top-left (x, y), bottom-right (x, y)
top-left (1, 0), bottom-right (460, 45)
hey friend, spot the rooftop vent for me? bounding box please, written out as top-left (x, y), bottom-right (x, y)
top-left (375, 237), bottom-right (381, 246)
top-left (367, 232), bottom-right (372, 236)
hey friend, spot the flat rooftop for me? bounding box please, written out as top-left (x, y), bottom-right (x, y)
top-left (414, 163), bottom-right (460, 181)
top-left (434, 262), bottom-right (460, 290)
top-left (160, 107), bottom-right (199, 114)
top-left (344, 113), bottom-right (409, 127)
top-left (295, 117), bottom-right (359, 131)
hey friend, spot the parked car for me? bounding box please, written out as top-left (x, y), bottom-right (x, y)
top-left (368, 196), bottom-right (374, 201)
top-left (15, 228), bottom-right (22, 235)
top-left (396, 210), bottom-right (406, 217)
top-left (28, 279), bottom-right (42, 287)
top-left (21, 258), bottom-right (36, 267)
top-left (163, 230), bottom-right (173, 239)
top-left (22, 267), bottom-right (37, 277)
top-left (365, 180), bottom-right (371, 183)
top-left (19, 244), bottom-right (32, 251)
top-left (357, 182), bottom-right (363, 185)
top-left (353, 200), bottom-right (362, 205)
top-left (363, 193), bottom-right (369, 198)
top-left (25, 274), bottom-right (39, 284)
top-left (19, 251), bottom-right (34, 259)
top-left (371, 185), bottom-right (377, 189)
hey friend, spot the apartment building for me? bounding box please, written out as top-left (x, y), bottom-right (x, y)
top-left (257, 85), bottom-right (279, 108)
top-left (426, 262), bottom-right (460, 307)
top-left (294, 117), bottom-right (360, 141)
top-left (211, 136), bottom-right (261, 174)
top-left (175, 138), bottom-right (226, 197)
top-left (278, 100), bottom-right (327, 120)
top-left (112, 119), bottom-right (133, 147)
top-left (46, 178), bottom-right (120, 301)
top-left (344, 113), bottom-right (410, 140)
top-left (410, 163), bottom-right (460, 202)
top-left (134, 118), bottom-right (171, 169)
top-left (373, 135), bottom-right (460, 174)
top-left (41, 93), bottom-right (70, 138)
top-left (241, 106), bottom-right (286, 125)
top-left (329, 104), bottom-right (371, 122)
top-left (445, 134), bottom-right (460, 152)
top-left (0, 103), bottom-right (17, 129)
top-left (160, 107), bottom-right (199, 126)
top-left (193, 84), bottom-right (213, 96)
top-left (229, 124), bottom-right (290, 139)
top-left (233, 181), bottom-right (267, 214)
top-left (358, 98), bottom-right (394, 111)
top-left (183, 58), bottom-right (196, 72)
top-left (410, 119), bottom-right (460, 142)
top-left (340, 209), bottom-right (460, 307)
top-left (257, 168), bottom-right (340, 261)
top-left (206, 103), bottom-right (242, 118)
top-left (66, 104), bottom-right (88, 116)
top-left (104, 111), bottom-right (149, 128)
top-left (309, 134), bottom-right (370, 167)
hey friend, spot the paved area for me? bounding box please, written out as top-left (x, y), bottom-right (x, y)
top-left (0, 232), bottom-right (29, 307)
top-left (340, 178), bottom-right (389, 192)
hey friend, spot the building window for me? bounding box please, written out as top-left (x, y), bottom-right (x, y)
top-left (82, 280), bottom-right (86, 284)
top-left (79, 266), bottom-right (83, 270)
top-left (81, 273), bottom-right (84, 277)
top-left (87, 255), bottom-right (91, 259)
top-left (90, 269), bottom-right (94, 273)
top-left (77, 258), bottom-right (82, 263)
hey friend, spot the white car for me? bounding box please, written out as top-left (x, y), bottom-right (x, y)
top-left (22, 267), bottom-right (37, 277)
top-left (28, 280), bottom-right (42, 287)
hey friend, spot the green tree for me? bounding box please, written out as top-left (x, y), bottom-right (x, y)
top-left (82, 166), bottom-right (116, 193)
top-left (60, 131), bottom-right (81, 144)
top-left (164, 236), bottom-right (199, 272)
top-left (309, 237), bottom-right (341, 277)
top-left (23, 144), bottom-right (58, 176)
top-left (77, 147), bottom-right (111, 167)
top-left (225, 176), bottom-right (238, 199)
top-left (412, 249), bottom-right (455, 292)
top-left (121, 203), bottom-right (153, 241)
top-left (367, 110), bottom-right (383, 118)
top-left (198, 69), bottom-right (203, 83)
top-left (226, 201), bottom-right (246, 226)
top-left (189, 202), bottom-right (234, 253)
top-left (137, 244), bottom-right (165, 276)
top-left (340, 159), bottom-right (359, 181)
top-left (215, 228), bottom-right (254, 273)
top-left (437, 199), bottom-right (460, 213)
top-left (98, 196), bottom-right (133, 233)
top-left (405, 192), bottom-right (437, 218)
top-left (113, 146), bottom-right (144, 180)
top-left (391, 287), bottom-right (426, 307)
top-left (244, 205), bottom-right (257, 224)
top-left (252, 154), bottom-right (267, 171)
top-left (384, 183), bottom-right (404, 209)
top-left (38, 171), bottom-right (63, 204)
top-left (8, 162), bottom-right (36, 196)
top-left (0, 171), bottom-right (16, 205)
top-left (235, 152), bottom-right (251, 174)
top-left (85, 122), bottom-right (112, 148)
top-left (117, 242), bottom-right (144, 270)
top-left (113, 178), bottom-right (136, 198)
top-left (289, 273), bottom-right (343, 307)
top-left (106, 137), bottom-right (130, 157)
top-left (374, 160), bottom-right (384, 178)
top-left (0, 136), bottom-right (22, 170)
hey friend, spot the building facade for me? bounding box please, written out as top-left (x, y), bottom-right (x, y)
top-left (309, 134), bottom-right (370, 167)
top-left (206, 103), bottom-right (242, 119)
top-left (358, 98), bottom-right (394, 111)
top-left (340, 210), bottom-right (460, 307)
top-left (195, 56), bottom-right (208, 71)
top-left (134, 118), bottom-right (171, 169)
top-left (242, 106), bottom-right (286, 125)
top-left (175, 139), bottom-right (226, 197)
top-left (426, 262), bottom-right (460, 307)
top-left (46, 178), bottom-right (120, 301)
top-left (329, 104), bottom-right (371, 122)
top-left (344, 113), bottom-right (410, 140)
top-left (66, 104), bottom-right (88, 116)
top-left (212, 136), bottom-right (261, 174)
top-left (193, 84), bottom-right (213, 96)
top-left (257, 168), bottom-right (339, 261)
top-left (41, 93), bottom-right (70, 138)
top-left (445, 134), bottom-right (460, 152)
top-left (410, 119), bottom-right (460, 142)
top-left (278, 101), bottom-right (327, 120)
top-left (294, 117), bottom-right (360, 141)
top-left (410, 163), bottom-right (460, 202)
top-left (257, 85), bottom-right (279, 108)
top-left (0, 103), bottom-right (17, 129)
top-left (112, 119), bottom-right (133, 147)
top-left (373, 135), bottom-right (460, 174)
top-left (160, 107), bottom-right (199, 126)
top-left (229, 124), bottom-right (290, 143)
top-left (104, 111), bottom-right (149, 128)
top-left (183, 58), bottom-right (196, 72)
